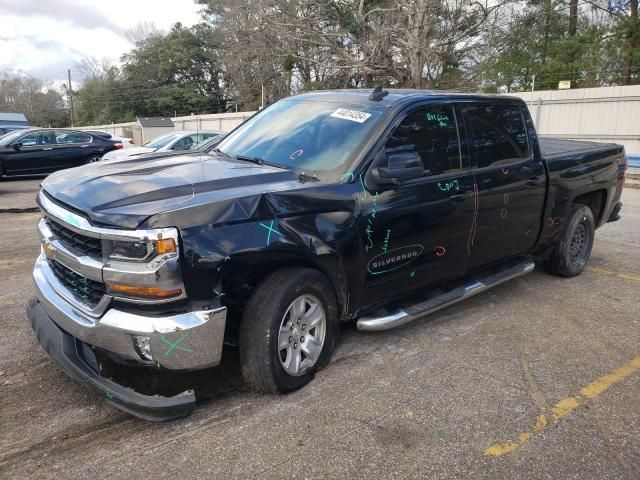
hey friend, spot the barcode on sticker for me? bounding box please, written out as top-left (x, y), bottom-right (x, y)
top-left (330, 109), bottom-right (371, 123)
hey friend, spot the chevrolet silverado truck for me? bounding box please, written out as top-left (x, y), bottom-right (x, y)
top-left (27, 89), bottom-right (627, 420)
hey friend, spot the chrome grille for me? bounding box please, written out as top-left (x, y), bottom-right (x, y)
top-left (48, 259), bottom-right (106, 308)
top-left (46, 218), bottom-right (102, 259)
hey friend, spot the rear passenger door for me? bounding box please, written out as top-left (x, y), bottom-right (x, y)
top-left (460, 103), bottom-right (545, 270)
top-left (53, 131), bottom-right (94, 169)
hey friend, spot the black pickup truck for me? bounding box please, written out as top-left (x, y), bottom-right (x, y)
top-left (27, 89), bottom-right (627, 420)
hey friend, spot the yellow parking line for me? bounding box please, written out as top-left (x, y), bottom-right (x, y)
top-left (484, 356), bottom-right (640, 457)
top-left (618, 273), bottom-right (640, 282)
top-left (587, 267), bottom-right (640, 282)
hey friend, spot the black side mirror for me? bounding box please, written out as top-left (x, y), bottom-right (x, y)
top-left (12, 142), bottom-right (23, 151)
top-left (372, 152), bottom-right (425, 185)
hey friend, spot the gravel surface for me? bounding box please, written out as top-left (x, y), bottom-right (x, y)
top-left (1, 188), bottom-right (638, 480)
top-left (0, 177), bottom-right (44, 212)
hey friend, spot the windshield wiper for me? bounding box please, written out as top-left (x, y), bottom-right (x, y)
top-left (234, 154), bottom-right (290, 171)
top-left (298, 172), bottom-right (320, 182)
top-left (212, 148), bottom-right (232, 158)
top-left (235, 154), bottom-right (265, 165)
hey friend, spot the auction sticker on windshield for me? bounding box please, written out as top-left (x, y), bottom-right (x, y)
top-left (330, 109), bottom-right (372, 123)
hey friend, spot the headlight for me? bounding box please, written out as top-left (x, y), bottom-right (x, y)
top-left (101, 227), bottom-right (184, 303)
top-left (104, 237), bottom-right (177, 262)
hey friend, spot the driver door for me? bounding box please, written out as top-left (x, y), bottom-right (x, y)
top-left (359, 103), bottom-right (476, 307)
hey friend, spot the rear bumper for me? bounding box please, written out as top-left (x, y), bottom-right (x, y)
top-left (27, 298), bottom-right (195, 421)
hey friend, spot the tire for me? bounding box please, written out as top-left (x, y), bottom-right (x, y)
top-left (545, 204), bottom-right (595, 278)
top-left (86, 155), bottom-right (102, 164)
top-left (239, 267), bottom-right (339, 393)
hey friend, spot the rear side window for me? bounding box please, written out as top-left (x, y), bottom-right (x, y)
top-left (55, 131), bottom-right (92, 144)
top-left (464, 105), bottom-right (529, 168)
top-left (385, 105), bottom-right (461, 176)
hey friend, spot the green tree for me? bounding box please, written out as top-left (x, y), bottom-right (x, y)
top-left (0, 71), bottom-right (68, 127)
top-left (76, 23), bottom-right (228, 124)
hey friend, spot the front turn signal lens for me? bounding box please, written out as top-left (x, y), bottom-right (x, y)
top-left (154, 238), bottom-right (177, 255)
top-left (107, 283), bottom-right (182, 300)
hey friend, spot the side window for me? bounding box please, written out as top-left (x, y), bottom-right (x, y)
top-left (19, 133), bottom-right (40, 147)
top-left (20, 132), bottom-right (55, 146)
top-left (464, 105), bottom-right (529, 168)
top-left (200, 132), bottom-right (217, 142)
top-left (55, 131), bottom-right (91, 144)
top-left (384, 105), bottom-right (461, 176)
top-left (172, 135), bottom-right (197, 150)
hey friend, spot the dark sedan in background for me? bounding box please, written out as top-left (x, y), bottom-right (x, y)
top-left (0, 128), bottom-right (121, 178)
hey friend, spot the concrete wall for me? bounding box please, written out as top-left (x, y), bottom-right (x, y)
top-left (81, 86), bottom-right (639, 156)
top-left (508, 85), bottom-right (640, 156)
top-left (80, 112), bottom-right (256, 141)
top-left (172, 112), bottom-right (255, 132)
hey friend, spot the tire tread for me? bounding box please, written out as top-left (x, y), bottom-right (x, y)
top-left (239, 267), bottom-right (338, 393)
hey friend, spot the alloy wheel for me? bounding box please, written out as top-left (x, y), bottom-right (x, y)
top-left (277, 294), bottom-right (326, 376)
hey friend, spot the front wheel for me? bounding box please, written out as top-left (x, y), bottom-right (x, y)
top-left (545, 204), bottom-right (595, 277)
top-left (239, 268), bottom-right (339, 393)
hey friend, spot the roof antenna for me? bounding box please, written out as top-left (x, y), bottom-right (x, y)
top-left (369, 85), bottom-right (389, 101)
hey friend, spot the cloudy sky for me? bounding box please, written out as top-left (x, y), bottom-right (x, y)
top-left (0, 0), bottom-right (203, 85)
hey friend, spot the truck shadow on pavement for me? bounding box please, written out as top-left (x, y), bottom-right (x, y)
top-left (100, 346), bottom-right (247, 405)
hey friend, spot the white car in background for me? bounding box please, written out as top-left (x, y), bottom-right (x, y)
top-left (84, 130), bottom-right (135, 148)
top-left (101, 130), bottom-right (223, 161)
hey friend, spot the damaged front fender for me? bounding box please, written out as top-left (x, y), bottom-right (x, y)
top-left (141, 183), bottom-right (363, 318)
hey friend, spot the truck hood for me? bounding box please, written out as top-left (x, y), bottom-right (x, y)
top-left (41, 152), bottom-right (303, 229)
top-left (103, 146), bottom-right (156, 160)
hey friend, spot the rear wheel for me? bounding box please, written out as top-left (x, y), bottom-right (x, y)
top-left (239, 268), bottom-right (339, 393)
top-left (545, 204), bottom-right (595, 277)
top-left (86, 155), bottom-right (101, 164)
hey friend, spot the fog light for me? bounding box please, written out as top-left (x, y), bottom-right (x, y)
top-left (134, 335), bottom-right (153, 361)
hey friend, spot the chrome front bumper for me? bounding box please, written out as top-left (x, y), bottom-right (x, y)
top-left (33, 255), bottom-right (227, 370)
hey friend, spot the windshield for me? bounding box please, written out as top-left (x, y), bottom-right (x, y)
top-left (216, 99), bottom-right (384, 174)
top-left (0, 130), bottom-right (27, 147)
top-left (144, 132), bottom-right (182, 149)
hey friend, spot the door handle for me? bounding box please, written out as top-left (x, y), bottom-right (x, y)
top-left (449, 192), bottom-right (466, 202)
top-left (43, 147), bottom-right (53, 151)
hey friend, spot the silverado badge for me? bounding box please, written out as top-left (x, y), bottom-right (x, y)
top-left (367, 245), bottom-right (424, 275)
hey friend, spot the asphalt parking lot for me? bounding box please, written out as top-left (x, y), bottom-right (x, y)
top-left (1, 178), bottom-right (639, 479)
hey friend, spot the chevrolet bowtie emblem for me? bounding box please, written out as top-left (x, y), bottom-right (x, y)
top-left (42, 241), bottom-right (56, 259)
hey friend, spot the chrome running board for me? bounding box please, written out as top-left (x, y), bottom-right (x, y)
top-left (356, 258), bottom-right (535, 332)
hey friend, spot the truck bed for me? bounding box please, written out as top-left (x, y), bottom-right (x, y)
top-left (539, 137), bottom-right (622, 160)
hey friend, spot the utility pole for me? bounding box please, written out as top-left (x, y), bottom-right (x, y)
top-left (531, 74), bottom-right (536, 92)
top-left (568, 0), bottom-right (578, 37)
top-left (622, 0), bottom-right (637, 85)
top-left (261, 84), bottom-right (265, 109)
top-left (67, 69), bottom-right (76, 127)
